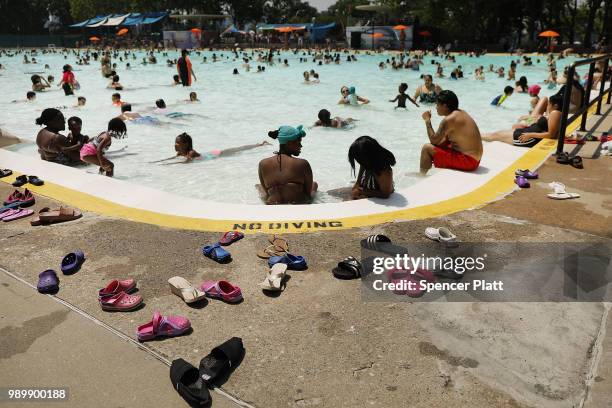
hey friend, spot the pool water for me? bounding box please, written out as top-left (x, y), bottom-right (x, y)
top-left (0, 50), bottom-right (580, 204)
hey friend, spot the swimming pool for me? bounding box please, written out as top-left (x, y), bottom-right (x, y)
top-left (0, 50), bottom-right (580, 204)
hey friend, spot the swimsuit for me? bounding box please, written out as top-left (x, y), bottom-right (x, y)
top-left (177, 57), bottom-right (192, 86)
top-left (80, 133), bottom-right (108, 160)
top-left (132, 115), bottom-right (159, 125)
top-left (202, 149), bottom-right (222, 160)
top-left (419, 87), bottom-right (437, 103)
top-left (359, 169), bottom-right (380, 190)
top-left (512, 116), bottom-right (548, 148)
top-left (433, 142), bottom-right (480, 171)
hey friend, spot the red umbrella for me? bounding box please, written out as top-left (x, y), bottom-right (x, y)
top-left (191, 28), bottom-right (202, 34)
top-left (393, 25), bottom-right (409, 30)
top-left (538, 30), bottom-right (560, 37)
top-left (371, 32), bottom-right (384, 38)
top-left (117, 28), bottom-right (128, 36)
top-left (419, 30), bottom-right (432, 37)
top-left (89, 36), bottom-right (101, 42)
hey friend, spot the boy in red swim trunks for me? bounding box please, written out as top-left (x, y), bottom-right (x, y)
top-left (420, 90), bottom-right (483, 174)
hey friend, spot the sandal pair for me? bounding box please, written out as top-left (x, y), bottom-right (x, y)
top-left (170, 337), bottom-right (245, 407)
top-left (557, 152), bottom-right (583, 169)
top-left (98, 279), bottom-right (142, 311)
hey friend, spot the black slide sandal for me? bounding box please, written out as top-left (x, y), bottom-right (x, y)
top-left (332, 256), bottom-right (363, 280)
top-left (28, 175), bottom-right (44, 186)
top-left (570, 155), bottom-right (583, 169)
top-left (170, 358), bottom-right (212, 407)
top-left (12, 175), bottom-right (27, 187)
top-left (0, 169), bottom-right (12, 178)
top-left (199, 337), bottom-right (245, 388)
top-left (556, 152), bottom-right (571, 164)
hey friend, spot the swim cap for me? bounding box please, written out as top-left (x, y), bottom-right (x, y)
top-left (528, 84), bottom-right (541, 95)
top-left (277, 125), bottom-right (306, 144)
top-left (349, 86), bottom-right (356, 94)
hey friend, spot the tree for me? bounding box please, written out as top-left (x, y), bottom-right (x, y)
top-left (583, 0), bottom-right (602, 47)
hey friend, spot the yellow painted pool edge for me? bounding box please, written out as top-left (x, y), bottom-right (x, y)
top-left (0, 102), bottom-right (603, 234)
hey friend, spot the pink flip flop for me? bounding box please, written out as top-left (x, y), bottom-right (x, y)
top-left (219, 231), bottom-right (244, 246)
top-left (99, 291), bottom-right (143, 311)
top-left (98, 279), bottom-right (137, 298)
top-left (1, 208), bottom-right (34, 222)
top-left (386, 268), bottom-right (411, 295)
top-left (200, 280), bottom-right (243, 303)
top-left (137, 311), bottom-right (191, 342)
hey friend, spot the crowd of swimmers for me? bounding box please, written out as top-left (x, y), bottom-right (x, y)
top-left (3, 46), bottom-right (608, 205)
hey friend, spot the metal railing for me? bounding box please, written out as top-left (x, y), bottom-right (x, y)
top-left (557, 54), bottom-right (612, 154)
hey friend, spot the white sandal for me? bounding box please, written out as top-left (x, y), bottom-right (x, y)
top-left (168, 276), bottom-right (207, 303)
top-left (547, 181), bottom-right (580, 200)
top-left (424, 227), bottom-right (457, 243)
top-left (259, 263), bottom-right (288, 291)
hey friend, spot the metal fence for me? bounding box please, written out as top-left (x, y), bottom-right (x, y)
top-left (557, 54), bottom-right (612, 154)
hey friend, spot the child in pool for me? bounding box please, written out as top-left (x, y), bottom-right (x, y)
top-left (107, 75), bottom-right (123, 90)
top-left (491, 86), bottom-right (514, 106)
top-left (314, 109), bottom-right (356, 128)
top-left (80, 118), bottom-right (127, 177)
top-left (154, 133), bottom-right (271, 164)
top-left (389, 83), bottom-right (419, 109)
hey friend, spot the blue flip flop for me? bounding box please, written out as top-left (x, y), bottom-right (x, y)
top-left (0, 201), bottom-right (22, 214)
top-left (61, 251), bottom-right (85, 275)
top-left (37, 269), bottom-right (59, 293)
top-left (268, 253), bottom-right (308, 270)
top-left (202, 243), bottom-right (231, 263)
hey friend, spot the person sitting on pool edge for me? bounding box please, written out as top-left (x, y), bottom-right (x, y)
top-left (420, 90), bottom-right (483, 174)
top-left (349, 136), bottom-right (395, 200)
top-left (258, 125), bottom-right (318, 205)
top-left (314, 109), bottom-right (355, 128)
top-left (35, 108), bottom-right (70, 164)
top-left (154, 133), bottom-right (270, 164)
top-left (482, 93), bottom-right (563, 148)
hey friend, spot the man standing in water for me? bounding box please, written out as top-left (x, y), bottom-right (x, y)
top-left (258, 125), bottom-right (318, 204)
top-left (177, 49), bottom-right (196, 86)
top-left (420, 90), bottom-right (483, 174)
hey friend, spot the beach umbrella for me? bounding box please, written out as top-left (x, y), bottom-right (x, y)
top-left (393, 25), bottom-right (408, 30)
top-left (117, 28), bottom-right (128, 36)
top-left (419, 30), bottom-right (432, 36)
top-left (190, 28), bottom-right (202, 34)
top-left (89, 36), bottom-right (101, 42)
top-left (538, 30), bottom-right (560, 52)
top-left (276, 27), bottom-right (293, 33)
top-left (371, 32), bottom-right (384, 38)
top-left (538, 30), bottom-right (560, 37)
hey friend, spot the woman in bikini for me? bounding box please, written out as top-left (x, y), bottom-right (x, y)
top-left (413, 75), bottom-right (442, 104)
top-left (348, 136), bottom-right (395, 200)
top-left (257, 126), bottom-right (318, 205)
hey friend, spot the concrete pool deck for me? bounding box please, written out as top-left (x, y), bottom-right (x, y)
top-left (0, 102), bottom-right (611, 408)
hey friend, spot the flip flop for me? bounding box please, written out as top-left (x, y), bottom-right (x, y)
top-left (16, 189), bottom-right (35, 207)
top-left (37, 269), bottom-right (59, 293)
top-left (137, 311), bottom-right (191, 342)
top-left (168, 276), bottom-right (207, 304)
top-left (98, 279), bottom-right (137, 298)
top-left (38, 206), bottom-right (82, 223)
top-left (514, 176), bottom-right (530, 188)
top-left (259, 263), bottom-right (288, 291)
top-left (256, 244), bottom-right (286, 259)
top-left (2, 208), bottom-right (33, 222)
top-left (332, 256), bottom-right (362, 280)
top-left (268, 253), bottom-right (307, 270)
top-left (547, 181), bottom-right (580, 200)
top-left (385, 268), bottom-right (412, 295)
top-left (424, 227), bottom-right (457, 243)
top-left (515, 169), bottom-right (539, 179)
top-left (570, 155), bottom-right (583, 169)
top-left (61, 251), bottom-right (85, 274)
top-left (564, 138), bottom-right (585, 144)
top-left (3, 190), bottom-right (22, 205)
top-left (170, 358), bottom-right (212, 407)
top-left (99, 291), bottom-right (143, 311)
top-left (202, 243), bottom-right (231, 263)
top-left (27, 175), bottom-right (44, 186)
top-left (219, 230), bottom-right (244, 246)
top-left (12, 175), bottom-right (27, 187)
top-left (0, 169), bottom-right (12, 178)
top-left (407, 268), bottom-right (435, 298)
top-left (0, 201), bottom-right (22, 214)
top-left (200, 280), bottom-right (243, 303)
top-left (268, 235), bottom-right (289, 252)
top-left (199, 337), bottom-right (245, 387)
top-left (556, 152), bottom-right (571, 164)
